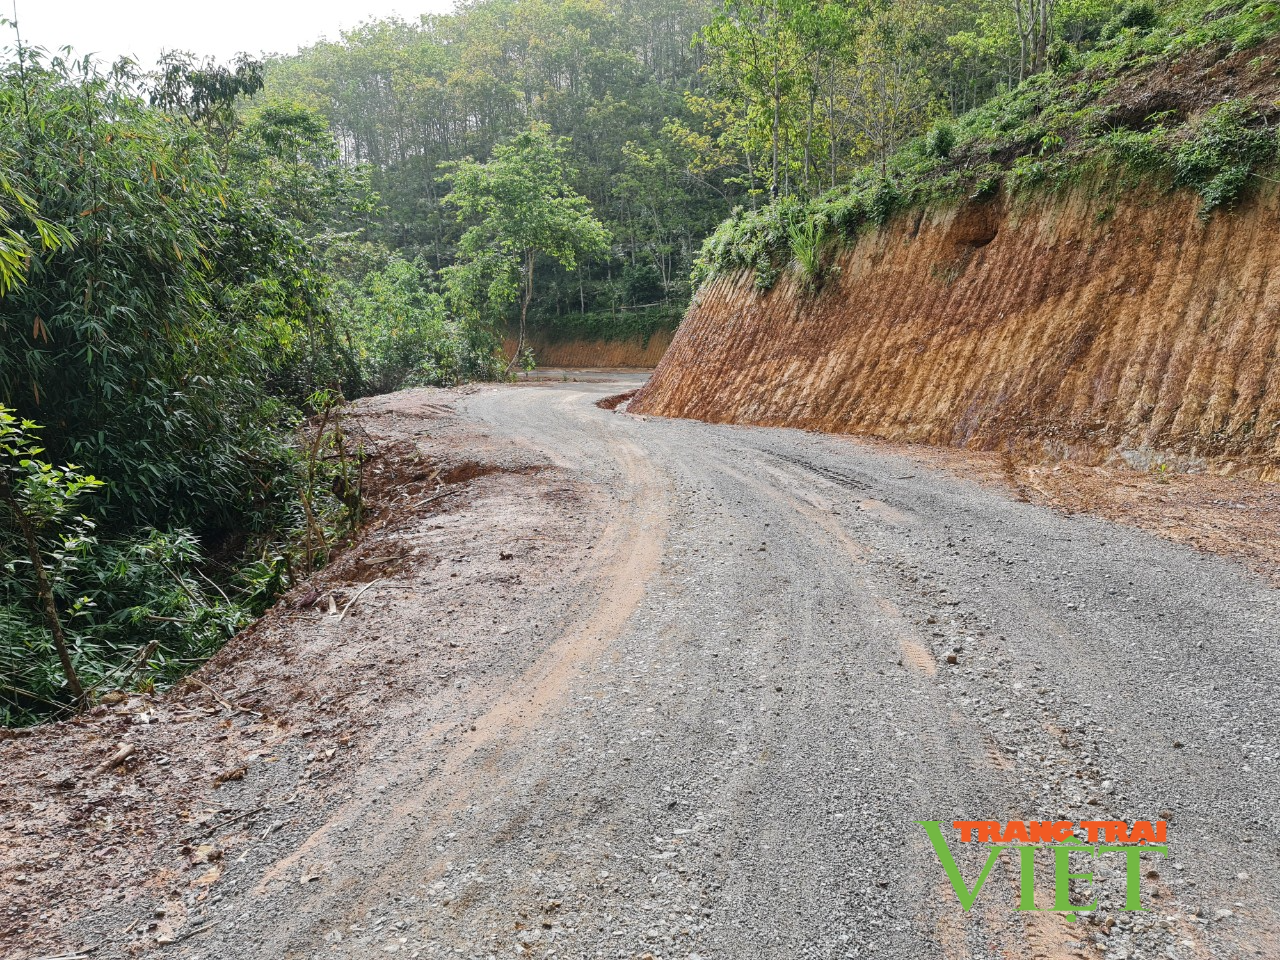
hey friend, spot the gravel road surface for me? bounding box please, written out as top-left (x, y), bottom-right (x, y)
top-left (86, 375), bottom-right (1279, 960)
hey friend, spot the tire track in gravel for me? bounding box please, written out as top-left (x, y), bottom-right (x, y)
top-left (238, 395), bottom-right (674, 955)
top-left (710, 448), bottom-right (1097, 958)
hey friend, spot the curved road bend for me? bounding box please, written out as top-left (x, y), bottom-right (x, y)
top-left (191, 374), bottom-right (1279, 960)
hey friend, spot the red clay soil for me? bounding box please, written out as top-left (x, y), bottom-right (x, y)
top-left (631, 182), bottom-right (1280, 479)
top-left (504, 329), bottom-right (675, 369)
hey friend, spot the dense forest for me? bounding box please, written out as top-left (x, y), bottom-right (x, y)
top-left (260, 0), bottom-right (1160, 335)
top-left (4, 0), bottom-right (1276, 723)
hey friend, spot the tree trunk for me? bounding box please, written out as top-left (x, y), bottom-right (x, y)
top-left (510, 247), bottom-right (535, 373)
top-left (771, 0), bottom-right (781, 200)
top-left (0, 477), bottom-right (85, 706)
top-left (1014, 0), bottom-right (1029, 80)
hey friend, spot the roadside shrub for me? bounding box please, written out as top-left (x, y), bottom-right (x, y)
top-left (1173, 100), bottom-right (1277, 214)
top-left (1102, 1), bottom-right (1161, 40)
top-left (926, 121), bottom-right (957, 159)
top-left (334, 255), bottom-right (502, 393)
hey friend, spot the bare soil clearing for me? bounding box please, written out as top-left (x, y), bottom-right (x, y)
top-left (2, 377), bottom-right (1277, 960)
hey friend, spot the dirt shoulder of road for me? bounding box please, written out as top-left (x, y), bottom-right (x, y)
top-left (844, 434), bottom-right (1280, 583)
top-left (0, 387), bottom-right (601, 959)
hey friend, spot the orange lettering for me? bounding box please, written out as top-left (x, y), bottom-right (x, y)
top-left (1028, 820), bottom-right (1073, 842)
top-left (1001, 820), bottom-right (1030, 843)
top-left (1130, 821), bottom-right (1156, 844)
top-left (976, 821), bottom-right (1001, 843)
top-left (1082, 820), bottom-right (1107, 843)
top-left (1103, 821), bottom-right (1130, 843)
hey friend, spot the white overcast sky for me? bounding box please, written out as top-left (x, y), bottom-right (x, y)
top-left (9, 0), bottom-right (457, 68)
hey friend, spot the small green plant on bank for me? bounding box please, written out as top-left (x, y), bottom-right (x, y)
top-left (0, 409), bottom-right (101, 709)
top-left (789, 216), bottom-right (829, 289)
top-left (0, 408), bottom-right (264, 724)
top-left (926, 121), bottom-right (957, 160)
top-left (0, 401), bottom-right (370, 726)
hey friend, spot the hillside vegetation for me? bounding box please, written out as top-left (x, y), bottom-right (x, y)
top-left (696, 0), bottom-right (1280, 289)
top-left (632, 0), bottom-right (1280, 479)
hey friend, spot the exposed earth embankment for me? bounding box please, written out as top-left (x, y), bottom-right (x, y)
top-left (505, 328), bottom-right (676, 369)
top-left (631, 185), bottom-right (1280, 478)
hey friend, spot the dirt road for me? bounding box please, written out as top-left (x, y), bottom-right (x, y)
top-left (13, 375), bottom-right (1280, 959)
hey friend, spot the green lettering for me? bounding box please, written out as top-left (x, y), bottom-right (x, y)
top-left (916, 821), bottom-right (1004, 911)
top-left (1052, 838), bottom-right (1097, 921)
top-left (1017, 844), bottom-right (1038, 911)
top-left (1097, 844), bottom-right (1169, 911)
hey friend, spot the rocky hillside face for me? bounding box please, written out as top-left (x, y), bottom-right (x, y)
top-left (631, 184), bottom-right (1280, 479)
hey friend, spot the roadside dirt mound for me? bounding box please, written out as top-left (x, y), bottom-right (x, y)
top-left (630, 183), bottom-right (1280, 479)
top-left (504, 329), bottom-right (675, 368)
top-left (0, 389), bottom-right (600, 959)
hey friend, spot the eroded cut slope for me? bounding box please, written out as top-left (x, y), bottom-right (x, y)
top-left (631, 186), bottom-right (1280, 478)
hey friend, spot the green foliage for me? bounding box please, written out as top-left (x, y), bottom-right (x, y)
top-left (692, 0), bottom-right (1280, 285)
top-left (789, 217), bottom-right (827, 284)
top-left (1, 519), bottom-right (253, 725)
top-left (1172, 101), bottom-right (1277, 214)
top-left (531, 305), bottom-right (684, 345)
top-left (150, 51), bottom-right (265, 149)
top-left (335, 254), bottom-right (503, 390)
top-left (0, 154), bottom-right (74, 296)
top-left (443, 125), bottom-right (611, 353)
top-left (232, 101), bottom-right (380, 238)
top-left (693, 198), bottom-right (805, 290)
top-left (263, 0), bottom-right (731, 325)
top-left (0, 44), bottom-right (402, 723)
top-left (0, 409), bottom-right (104, 529)
top-left (1101, 1), bottom-right (1160, 39)
top-left (0, 51), bottom-right (296, 533)
top-left (926, 121), bottom-right (957, 160)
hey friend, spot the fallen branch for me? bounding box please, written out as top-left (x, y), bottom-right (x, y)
top-left (336, 579), bottom-right (382, 622)
top-left (196, 567), bottom-right (232, 604)
top-left (190, 678), bottom-right (264, 719)
top-left (93, 743), bottom-right (136, 776)
top-left (416, 489), bottom-right (457, 509)
top-left (163, 922), bottom-right (217, 946)
top-left (185, 804), bottom-right (270, 842)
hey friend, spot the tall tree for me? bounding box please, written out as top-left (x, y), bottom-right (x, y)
top-left (443, 125), bottom-right (610, 362)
